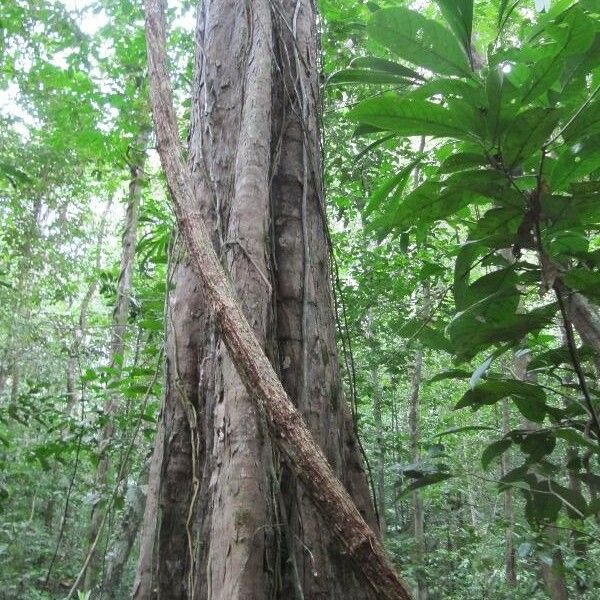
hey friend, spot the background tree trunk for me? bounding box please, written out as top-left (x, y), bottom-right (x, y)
top-left (84, 129), bottom-right (149, 592)
top-left (101, 466), bottom-right (148, 599)
top-left (372, 364), bottom-right (387, 536)
top-left (408, 345), bottom-right (428, 600)
top-left (501, 398), bottom-right (516, 587)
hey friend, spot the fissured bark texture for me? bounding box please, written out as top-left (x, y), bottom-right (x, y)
top-left (148, 1), bottom-right (377, 598)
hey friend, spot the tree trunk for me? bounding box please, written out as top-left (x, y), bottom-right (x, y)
top-left (101, 466), bottom-right (148, 599)
top-left (132, 417), bottom-right (164, 600)
top-left (141, 0), bottom-right (412, 598)
top-left (540, 528), bottom-right (569, 600)
top-left (372, 364), bottom-right (387, 535)
top-left (408, 346), bottom-right (427, 600)
top-left (500, 398), bottom-right (516, 587)
top-left (84, 128), bottom-right (149, 592)
top-left (514, 351), bottom-right (569, 599)
top-left (566, 291), bottom-right (600, 368)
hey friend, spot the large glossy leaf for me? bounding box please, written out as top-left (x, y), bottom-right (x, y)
top-left (482, 438), bottom-right (512, 470)
top-left (522, 6), bottom-right (596, 102)
top-left (364, 165), bottom-right (414, 218)
top-left (388, 169), bottom-right (517, 234)
top-left (502, 107), bottom-right (560, 167)
top-left (351, 56), bottom-right (424, 81)
top-left (327, 68), bottom-right (413, 86)
top-left (399, 318), bottom-right (453, 353)
top-left (485, 65), bottom-right (520, 143)
top-left (562, 98), bottom-right (600, 143)
top-left (439, 151), bottom-right (487, 173)
top-left (400, 472), bottom-right (453, 497)
top-left (386, 181), bottom-right (461, 232)
top-left (550, 136), bottom-right (600, 191)
top-left (455, 379), bottom-right (547, 424)
top-left (348, 93), bottom-right (472, 139)
top-left (368, 7), bottom-right (472, 77)
top-left (529, 344), bottom-right (594, 370)
top-left (545, 480), bottom-right (588, 519)
top-left (447, 303), bottom-right (556, 361)
top-left (520, 431), bottom-right (556, 462)
top-left (524, 480), bottom-right (562, 526)
top-left (554, 428), bottom-right (600, 453)
top-left (433, 0), bottom-right (473, 55)
top-left (435, 425), bottom-right (497, 437)
top-left (563, 268), bottom-right (600, 302)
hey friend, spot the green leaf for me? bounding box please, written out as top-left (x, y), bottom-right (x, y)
top-left (502, 107), bottom-right (560, 167)
top-left (555, 428), bottom-right (600, 453)
top-left (454, 241), bottom-right (481, 310)
top-left (428, 369), bottom-right (471, 383)
top-left (587, 498), bottom-right (600, 517)
top-left (365, 161), bottom-right (417, 217)
top-left (549, 480), bottom-right (587, 519)
top-left (400, 472), bottom-right (453, 497)
top-left (327, 68), bottom-right (412, 86)
top-left (529, 344), bottom-right (593, 370)
top-left (563, 268), bottom-right (600, 303)
top-left (447, 297), bottom-right (556, 362)
top-left (550, 137), bottom-right (600, 191)
top-left (523, 6), bottom-right (596, 103)
top-left (520, 431), bottom-right (556, 462)
top-left (470, 355), bottom-right (493, 389)
top-left (482, 438), bottom-right (512, 470)
top-left (455, 378), bottom-right (547, 423)
top-left (368, 7), bottom-right (472, 77)
top-left (547, 230), bottom-right (590, 257)
top-left (348, 93), bottom-right (472, 139)
top-left (524, 480), bottom-right (562, 526)
top-left (399, 319), bottom-right (453, 353)
top-left (433, 0), bottom-right (473, 55)
top-left (435, 425), bottom-right (497, 437)
top-left (440, 152), bottom-right (487, 173)
top-left (562, 98), bottom-right (600, 143)
top-left (497, 0), bottom-right (518, 31)
top-left (0, 161), bottom-right (32, 187)
top-left (501, 464), bottom-right (534, 484)
top-left (351, 56), bottom-right (424, 81)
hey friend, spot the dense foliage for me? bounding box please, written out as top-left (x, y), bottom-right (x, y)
top-left (1, 0), bottom-right (599, 598)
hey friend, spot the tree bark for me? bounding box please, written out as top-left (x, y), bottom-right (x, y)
top-left (101, 467), bottom-right (148, 599)
top-left (132, 418), bottom-right (164, 600)
top-left (408, 346), bottom-right (427, 600)
top-left (540, 527), bottom-right (569, 600)
top-left (372, 364), bottom-right (387, 535)
top-left (500, 398), bottom-right (516, 587)
top-left (566, 291), bottom-right (600, 367)
top-left (141, 1), bottom-right (412, 599)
